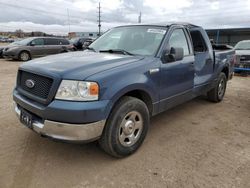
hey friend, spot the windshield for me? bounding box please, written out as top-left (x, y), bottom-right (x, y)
top-left (234, 41), bottom-right (250, 50)
top-left (89, 26), bottom-right (167, 56)
top-left (10, 38), bottom-right (32, 46)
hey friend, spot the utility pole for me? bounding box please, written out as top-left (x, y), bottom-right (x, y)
top-left (67, 8), bottom-right (71, 33)
top-left (97, 2), bottom-right (101, 36)
top-left (138, 12), bottom-right (142, 23)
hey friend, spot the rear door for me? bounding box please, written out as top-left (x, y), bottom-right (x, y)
top-left (44, 38), bottom-right (60, 54)
top-left (190, 28), bottom-right (214, 86)
top-left (159, 27), bottom-right (195, 112)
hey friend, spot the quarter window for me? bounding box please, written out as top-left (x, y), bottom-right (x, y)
top-left (169, 29), bottom-right (190, 56)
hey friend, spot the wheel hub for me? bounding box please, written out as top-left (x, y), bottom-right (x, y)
top-left (123, 120), bottom-right (135, 135)
top-left (118, 111), bottom-right (143, 147)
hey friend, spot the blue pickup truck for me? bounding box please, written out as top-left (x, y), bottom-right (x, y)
top-left (13, 23), bottom-right (235, 157)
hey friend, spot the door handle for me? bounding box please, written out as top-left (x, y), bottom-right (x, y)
top-left (149, 68), bottom-right (159, 74)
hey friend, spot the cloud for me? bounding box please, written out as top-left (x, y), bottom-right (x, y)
top-left (0, 0), bottom-right (249, 35)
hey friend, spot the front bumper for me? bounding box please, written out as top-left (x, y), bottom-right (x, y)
top-left (3, 50), bottom-right (18, 59)
top-left (14, 102), bottom-right (106, 142)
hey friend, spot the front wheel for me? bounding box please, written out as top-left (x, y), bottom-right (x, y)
top-left (207, 72), bottom-right (227, 102)
top-left (99, 96), bottom-right (149, 158)
top-left (19, 51), bottom-right (31, 61)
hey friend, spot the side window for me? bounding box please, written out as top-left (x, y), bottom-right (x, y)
top-left (31, 38), bottom-right (44, 46)
top-left (168, 29), bottom-right (190, 56)
top-left (45, 38), bottom-right (58, 45)
top-left (61, 39), bottom-right (69, 45)
top-left (190, 30), bottom-right (207, 53)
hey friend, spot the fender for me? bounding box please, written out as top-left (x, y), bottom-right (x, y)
top-left (100, 72), bottom-right (159, 118)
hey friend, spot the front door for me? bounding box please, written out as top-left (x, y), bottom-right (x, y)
top-left (159, 27), bottom-right (195, 112)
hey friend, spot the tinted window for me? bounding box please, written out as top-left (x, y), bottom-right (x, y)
top-left (59, 39), bottom-right (69, 45)
top-left (169, 29), bottom-right (190, 56)
top-left (31, 38), bottom-right (44, 46)
top-left (190, 30), bottom-right (207, 53)
top-left (45, 38), bottom-right (58, 45)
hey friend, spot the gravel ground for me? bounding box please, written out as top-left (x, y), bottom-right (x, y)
top-left (0, 58), bottom-right (249, 188)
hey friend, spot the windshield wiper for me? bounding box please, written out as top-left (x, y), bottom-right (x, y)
top-left (86, 47), bottom-right (96, 52)
top-left (99, 49), bottom-right (134, 56)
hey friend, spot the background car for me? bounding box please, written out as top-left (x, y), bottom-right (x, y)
top-left (70, 37), bottom-right (94, 50)
top-left (82, 38), bottom-right (94, 50)
top-left (2, 37), bottom-right (72, 61)
top-left (234, 40), bottom-right (250, 75)
top-left (0, 46), bottom-right (5, 58)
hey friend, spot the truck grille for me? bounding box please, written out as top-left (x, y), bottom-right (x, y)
top-left (240, 55), bottom-right (250, 62)
top-left (18, 71), bottom-right (53, 99)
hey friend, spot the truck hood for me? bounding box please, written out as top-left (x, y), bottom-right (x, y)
top-left (235, 50), bottom-right (250, 56)
top-left (20, 51), bottom-right (144, 80)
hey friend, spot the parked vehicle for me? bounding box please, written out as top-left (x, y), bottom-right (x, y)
top-left (0, 37), bottom-right (15, 43)
top-left (13, 23), bottom-right (235, 157)
top-left (3, 37), bottom-right (72, 61)
top-left (234, 40), bottom-right (250, 74)
top-left (70, 37), bottom-right (94, 50)
top-left (0, 46), bottom-right (5, 58)
top-left (82, 39), bottom-right (94, 50)
top-left (212, 44), bottom-right (233, 50)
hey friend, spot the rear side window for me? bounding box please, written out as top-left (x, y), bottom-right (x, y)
top-left (190, 30), bottom-right (207, 53)
top-left (45, 38), bottom-right (58, 45)
top-left (168, 29), bottom-right (190, 56)
top-left (44, 38), bottom-right (69, 45)
top-left (31, 38), bottom-right (44, 46)
top-left (58, 39), bottom-right (69, 45)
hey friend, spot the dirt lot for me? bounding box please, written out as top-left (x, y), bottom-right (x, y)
top-left (0, 58), bottom-right (249, 188)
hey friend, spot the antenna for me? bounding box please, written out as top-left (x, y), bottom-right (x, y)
top-left (97, 2), bottom-right (101, 36)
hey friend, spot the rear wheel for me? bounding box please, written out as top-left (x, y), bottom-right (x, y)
top-left (207, 72), bottom-right (227, 102)
top-left (99, 96), bottom-right (149, 158)
top-left (19, 51), bottom-right (31, 61)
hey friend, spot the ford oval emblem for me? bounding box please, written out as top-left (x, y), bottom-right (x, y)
top-left (25, 79), bottom-right (35, 88)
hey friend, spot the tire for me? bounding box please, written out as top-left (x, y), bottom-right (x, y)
top-left (207, 72), bottom-right (227, 102)
top-left (19, 51), bottom-right (31, 61)
top-left (99, 96), bottom-right (150, 158)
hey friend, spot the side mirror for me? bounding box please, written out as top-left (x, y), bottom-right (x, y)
top-left (163, 47), bottom-right (184, 63)
top-left (30, 42), bottom-right (35, 46)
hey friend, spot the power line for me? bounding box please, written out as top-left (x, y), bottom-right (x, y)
top-left (0, 2), bottom-right (85, 21)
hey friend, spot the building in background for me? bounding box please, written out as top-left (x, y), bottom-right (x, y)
top-left (68, 32), bottom-right (101, 39)
top-left (206, 28), bottom-right (250, 47)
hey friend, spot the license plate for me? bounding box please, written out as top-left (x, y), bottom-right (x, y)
top-left (20, 109), bottom-right (33, 129)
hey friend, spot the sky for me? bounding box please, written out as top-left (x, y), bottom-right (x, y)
top-left (0, 0), bottom-right (250, 35)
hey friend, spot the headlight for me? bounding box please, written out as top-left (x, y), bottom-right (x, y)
top-left (55, 80), bottom-right (99, 101)
top-left (7, 47), bottom-right (18, 51)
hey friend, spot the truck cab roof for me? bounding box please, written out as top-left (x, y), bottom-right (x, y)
top-left (115, 22), bottom-right (200, 29)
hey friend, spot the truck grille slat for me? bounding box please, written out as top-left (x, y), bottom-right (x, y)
top-left (18, 71), bottom-right (53, 99)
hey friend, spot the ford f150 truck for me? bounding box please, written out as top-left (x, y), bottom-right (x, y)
top-left (13, 23), bottom-right (235, 157)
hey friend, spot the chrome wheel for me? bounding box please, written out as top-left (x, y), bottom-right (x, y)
top-left (218, 79), bottom-right (225, 98)
top-left (119, 111), bottom-right (143, 147)
top-left (20, 52), bottom-right (30, 61)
